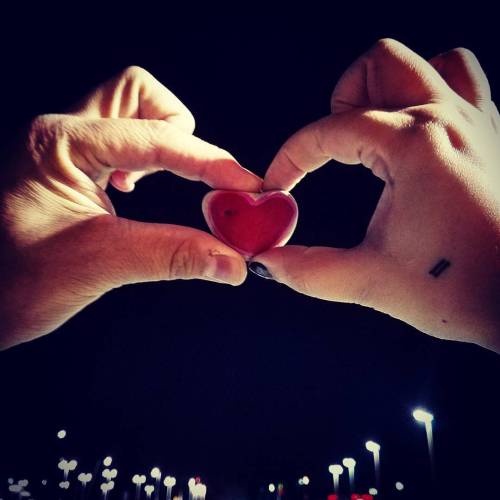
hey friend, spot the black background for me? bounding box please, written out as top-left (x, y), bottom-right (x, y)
top-left (1, 5), bottom-right (499, 500)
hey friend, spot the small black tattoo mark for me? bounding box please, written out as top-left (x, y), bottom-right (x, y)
top-left (429, 259), bottom-right (451, 278)
top-left (442, 319), bottom-right (448, 324)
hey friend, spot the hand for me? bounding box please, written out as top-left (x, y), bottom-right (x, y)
top-left (252, 39), bottom-right (500, 352)
top-left (0, 66), bottom-right (262, 350)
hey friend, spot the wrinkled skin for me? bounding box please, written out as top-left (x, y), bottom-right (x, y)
top-left (0, 66), bottom-right (262, 349)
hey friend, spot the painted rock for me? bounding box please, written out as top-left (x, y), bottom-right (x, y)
top-left (202, 190), bottom-right (298, 259)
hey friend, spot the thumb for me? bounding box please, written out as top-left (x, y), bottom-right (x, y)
top-left (85, 216), bottom-right (248, 289)
top-left (250, 245), bottom-right (390, 307)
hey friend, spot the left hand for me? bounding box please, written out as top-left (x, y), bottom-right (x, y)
top-left (0, 66), bottom-right (262, 350)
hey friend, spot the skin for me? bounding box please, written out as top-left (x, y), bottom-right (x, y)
top-left (1, 40), bottom-right (499, 353)
top-left (254, 39), bottom-right (500, 353)
top-left (0, 66), bottom-right (262, 350)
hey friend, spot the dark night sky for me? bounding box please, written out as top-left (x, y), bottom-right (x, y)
top-left (0, 6), bottom-right (499, 500)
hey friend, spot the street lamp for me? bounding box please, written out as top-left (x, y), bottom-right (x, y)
top-left (328, 464), bottom-right (343, 494)
top-left (342, 458), bottom-right (356, 493)
top-left (413, 408), bottom-right (435, 480)
top-left (365, 441), bottom-right (381, 488)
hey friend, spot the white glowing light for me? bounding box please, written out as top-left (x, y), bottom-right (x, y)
top-left (329, 464), bottom-right (343, 475)
top-left (342, 458), bottom-right (356, 469)
top-left (302, 476), bottom-right (310, 485)
top-left (298, 478), bottom-right (303, 486)
top-left (41, 480), bottom-right (47, 486)
top-left (132, 474), bottom-right (146, 485)
top-left (57, 429), bottom-right (67, 439)
top-left (103, 468), bottom-right (118, 481)
top-left (365, 441), bottom-right (381, 453)
top-left (395, 481), bottom-right (404, 491)
top-left (188, 478), bottom-right (196, 489)
top-left (268, 483), bottom-right (275, 493)
top-left (103, 456), bottom-right (113, 467)
top-left (413, 408), bottom-right (434, 424)
top-left (18, 480), bottom-right (28, 487)
top-left (164, 476), bottom-right (176, 487)
top-left (144, 484), bottom-right (155, 497)
top-left (151, 467), bottom-right (161, 479)
top-left (78, 473), bottom-right (92, 484)
top-left (369, 488), bottom-right (378, 495)
top-left (193, 483), bottom-right (207, 496)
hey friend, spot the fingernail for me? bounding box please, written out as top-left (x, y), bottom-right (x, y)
top-left (248, 261), bottom-right (273, 280)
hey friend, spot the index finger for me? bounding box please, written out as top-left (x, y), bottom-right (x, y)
top-left (60, 115), bottom-right (263, 191)
top-left (263, 109), bottom-right (404, 191)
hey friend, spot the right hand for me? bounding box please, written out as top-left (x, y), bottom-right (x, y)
top-left (252, 39), bottom-right (500, 352)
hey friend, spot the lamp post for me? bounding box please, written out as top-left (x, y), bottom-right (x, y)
top-left (342, 458), bottom-right (356, 494)
top-left (413, 408), bottom-right (435, 481)
top-left (328, 464), bottom-right (343, 495)
top-left (365, 441), bottom-right (381, 489)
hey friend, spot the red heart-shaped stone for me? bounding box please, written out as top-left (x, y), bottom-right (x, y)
top-left (202, 190), bottom-right (298, 259)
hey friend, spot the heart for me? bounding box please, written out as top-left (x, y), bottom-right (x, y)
top-left (163, 476), bottom-right (176, 487)
top-left (202, 190), bottom-right (298, 259)
top-left (78, 472), bottom-right (92, 483)
top-left (133, 474), bottom-right (146, 485)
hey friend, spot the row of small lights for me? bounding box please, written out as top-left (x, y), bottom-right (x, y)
top-left (268, 408), bottom-right (434, 497)
top-left (4, 408), bottom-right (434, 500)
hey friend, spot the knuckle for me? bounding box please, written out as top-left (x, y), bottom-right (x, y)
top-left (121, 65), bottom-right (149, 82)
top-left (448, 47), bottom-right (478, 66)
top-left (167, 238), bottom-right (207, 280)
top-left (372, 37), bottom-right (401, 58)
top-left (183, 110), bottom-right (196, 133)
top-left (26, 114), bottom-right (68, 164)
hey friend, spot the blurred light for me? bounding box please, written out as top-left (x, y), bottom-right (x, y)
top-left (57, 430), bottom-right (67, 439)
top-left (413, 408), bottom-right (434, 424)
top-left (103, 456), bottom-right (112, 467)
top-left (188, 478), bottom-right (195, 489)
top-left (164, 476), bottom-right (176, 487)
top-left (342, 458), bottom-right (356, 468)
top-left (395, 481), bottom-right (404, 491)
top-left (365, 441), bottom-right (381, 453)
top-left (151, 467), bottom-right (161, 479)
top-left (302, 476), bottom-right (310, 485)
top-left (298, 478), bottom-right (303, 486)
top-left (369, 488), bottom-right (378, 495)
top-left (329, 464), bottom-right (343, 475)
top-left (268, 483), bottom-right (275, 493)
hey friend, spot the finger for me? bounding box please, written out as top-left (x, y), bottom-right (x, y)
top-left (263, 109), bottom-right (408, 190)
top-left (109, 168), bottom-right (160, 192)
top-left (429, 48), bottom-right (491, 109)
top-left (249, 245), bottom-right (388, 306)
top-left (330, 38), bottom-right (451, 114)
top-left (60, 116), bottom-right (263, 191)
top-left (78, 216), bottom-right (248, 287)
top-left (70, 66), bottom-right (196, 132)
